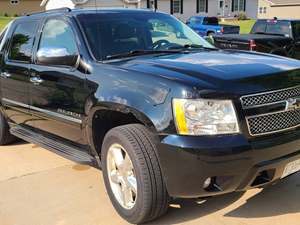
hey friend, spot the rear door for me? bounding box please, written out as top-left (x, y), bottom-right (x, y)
top-left (0, 20), bottom-right (38, 126)
top-left (30, 17), bottom-right (88, 144)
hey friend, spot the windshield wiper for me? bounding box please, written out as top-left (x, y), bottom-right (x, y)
top-left (105, 49), bottom-right (183, 60)
top-left (169, 44), bottom-right (217, 51)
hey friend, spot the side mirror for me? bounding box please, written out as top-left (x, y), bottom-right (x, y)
top-left (36, 47), bottom-right (79, 67)
top-left (186, 21), bottom-right (190, 25)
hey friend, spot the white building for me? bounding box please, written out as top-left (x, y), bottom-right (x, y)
top-left (41, 0), bottom-right (259, 20)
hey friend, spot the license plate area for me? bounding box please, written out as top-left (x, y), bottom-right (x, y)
top-left (281, 159), bottom-right (300, 179)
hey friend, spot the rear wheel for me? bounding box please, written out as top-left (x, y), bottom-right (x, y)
top-left (101, 124), bottom-right (169, 224)
top-left (0, 111), bottom-right (17, 145)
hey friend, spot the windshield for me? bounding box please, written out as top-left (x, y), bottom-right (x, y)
top-left (251, 20), bottom-right (291, 36)
top-left (77, 12), bottom-right (214, 60)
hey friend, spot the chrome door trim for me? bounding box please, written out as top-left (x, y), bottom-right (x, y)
top-left (2, 98), bottom-right (82, 124)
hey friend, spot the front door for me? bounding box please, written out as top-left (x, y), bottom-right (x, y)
top-left (0, 20), bottom-right (38, 126)
top-left (30, 17), bottom-right (88, 144)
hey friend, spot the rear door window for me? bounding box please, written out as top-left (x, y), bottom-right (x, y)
top-left (8, 21), bottom-right (38, 63)
top-left (0, 28), bottom-right (7, 53)
top-left (0, 29), bottom-right (6, 45)
top-left (0, 21), bottom-right (13, 53)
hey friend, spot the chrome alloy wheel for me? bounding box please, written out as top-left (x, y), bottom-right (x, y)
top-left (107, 143), bottom-right (137, 209)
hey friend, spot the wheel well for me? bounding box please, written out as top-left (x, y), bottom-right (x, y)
top-left (207, 31), bottom-right (215, 36)
top-left (91, 110), bottom-right (151, 156)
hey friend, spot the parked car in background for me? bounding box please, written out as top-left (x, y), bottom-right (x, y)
top-left (214, 19), bottom-right (300, 60)
top-left (2, 8), bottom-right (300, 225)
top-left (186, 16), bottom-right (240, 36)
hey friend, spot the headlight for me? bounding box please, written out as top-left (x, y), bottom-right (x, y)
top-left (172, 99), bottom-right (240, 135)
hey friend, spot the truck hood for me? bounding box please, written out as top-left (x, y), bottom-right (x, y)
top-left (112, 49), bottom-right (300, 95)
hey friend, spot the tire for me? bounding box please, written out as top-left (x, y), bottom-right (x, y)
top-left (0, 111), bottom-right (17, 145)
top-left (101, 124), bottom-right (169, 224)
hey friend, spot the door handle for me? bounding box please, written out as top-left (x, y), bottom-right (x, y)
top-left (0, 72), bottom-right (11, 78)
top-left (30, 77), bottom-right (43, 85)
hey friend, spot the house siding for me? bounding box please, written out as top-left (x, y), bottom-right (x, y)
top-left (246, 0), bottom-right (259, 19)
top-left (44, 0), bottom-right (259, 20)
top-left (0, 0), bottom-right (44, 16)
top-left (79, 0), bottom-right (127, 8)
top-left (44, 0), bottom-right (130, 10)
top-left (258, 0), bottom-right (300, 19)
top-left (44, 0), bottom-right (74, 10)
top-left (269, 5), bottom-right (300, 19)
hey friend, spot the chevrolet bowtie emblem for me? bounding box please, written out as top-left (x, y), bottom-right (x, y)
top-left (285, 98), bottom-right (300, 111)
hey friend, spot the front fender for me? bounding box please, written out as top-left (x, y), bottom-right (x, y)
top-left (84, 65), bottom-right (175, 134)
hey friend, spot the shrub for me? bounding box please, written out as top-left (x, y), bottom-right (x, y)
top-left (4, 13), bottom-right (9, 17)
top-left (237, 12), bottom-right (248, 20)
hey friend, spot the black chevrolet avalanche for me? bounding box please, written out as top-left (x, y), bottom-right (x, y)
top-left (1, 8), bottom-right (300, 224)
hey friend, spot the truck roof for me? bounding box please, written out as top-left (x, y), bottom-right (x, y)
top-left (16, 7), bottom-right (158, 20)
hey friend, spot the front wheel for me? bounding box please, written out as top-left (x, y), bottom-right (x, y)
top-left (101, 124), bottom-right (169, 224)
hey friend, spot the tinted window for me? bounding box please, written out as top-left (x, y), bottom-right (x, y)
top-left (38, 19), bottom-right (77, 55)
top-left (0, 29), bottom-right (6, 44)
top-left (266, 21), bottom-right (291, 37)
top-left (0, 28), bottom-right (7, 53)
top-left (8, 21), bottom-right (38, 62)
top-left (251, 21), bottom-right (266, 34)
top-left (292, 22), bottom-right (300, 40)
top-left (203, 17), bottom-right (219, 25)
top-left (78, 13), bottom-right (214, 60)
top-left (0, 21), bottom-right (12, 53)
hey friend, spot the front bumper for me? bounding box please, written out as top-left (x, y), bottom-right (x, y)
top-left (157, 129), bottom-right (300, 198)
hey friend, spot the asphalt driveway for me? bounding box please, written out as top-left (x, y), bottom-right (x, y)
top-left (0, 142), bottom-right (300, 225)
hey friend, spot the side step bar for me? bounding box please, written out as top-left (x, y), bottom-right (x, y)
top-left (10, 126), bottom-right (98, 167)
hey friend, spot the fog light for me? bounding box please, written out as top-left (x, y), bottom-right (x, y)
top-left (203, 177), bottom-right (212, 189)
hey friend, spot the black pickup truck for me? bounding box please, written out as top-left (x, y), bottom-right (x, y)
top-left (214, 19), bottom-right (300, 59)
top-left (1, 8), bottom-right (300, 224)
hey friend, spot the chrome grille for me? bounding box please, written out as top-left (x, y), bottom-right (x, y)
top-left (247, 109), bottom-right (300, 136)
top-left (241, 85), bottom-right (300, 136)
top-left (241, 85), bottom-right (300, 108)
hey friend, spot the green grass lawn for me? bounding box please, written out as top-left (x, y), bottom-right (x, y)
top-left (220, 19), bottom-right (256, 34)
top-left (0, 16), bottom-right (14, 31)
